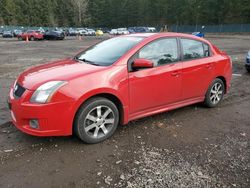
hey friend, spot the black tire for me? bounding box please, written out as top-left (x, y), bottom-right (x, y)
top-left (204, 78), bottom-right (225, 108)
top-left (247, 68), bottom-right (250, 73)
top-left (74, 97), bottom-right (119, 144)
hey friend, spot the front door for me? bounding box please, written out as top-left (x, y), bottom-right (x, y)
top-left (128, 38), bottom-right (182, 115)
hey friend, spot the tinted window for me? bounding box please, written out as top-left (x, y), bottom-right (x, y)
top-left (138, 38), bottom-right (178, 66)
top-left (181, 39), bottom-right (206, 60)
top-left (75, 36), bottom-right (143, 66)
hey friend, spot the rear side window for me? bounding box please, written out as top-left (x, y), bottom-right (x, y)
top-left (181, 39), bottom-right (209, 60)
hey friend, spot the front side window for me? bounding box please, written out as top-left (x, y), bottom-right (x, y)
top-left (138, 38), bottom-right (178, 66)
top-left (75, 36), bottom-right (143, 66)
top-left (181, 39), bottom-right (208, 60)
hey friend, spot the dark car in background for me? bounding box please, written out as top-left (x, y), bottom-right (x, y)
top-left (13, 29), bottom-right (23, 37)
top-left (44, 30), bottom-right (65, 40)
top-left (66, 28), bottom-right (78, 36)
top-left (128, 27), bottom-right (150, 33)
top-left (2, 30), bottom-right (14, 38)
top-left (246, 50), bottom-right (250, 72)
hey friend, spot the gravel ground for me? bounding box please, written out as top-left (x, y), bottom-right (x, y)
top-left (0, 34), bottom-right (249, 188)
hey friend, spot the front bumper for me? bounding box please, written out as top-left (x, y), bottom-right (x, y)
top-left (8, 87), bottom-right (74, 137)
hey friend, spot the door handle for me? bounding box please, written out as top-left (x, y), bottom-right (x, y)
top-left (171, 71), bottom-right (180, 77)
top-left (205, 63), bottom-right (212, 69)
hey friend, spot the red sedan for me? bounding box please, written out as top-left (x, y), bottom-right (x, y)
top-left (8, 33), bottom-right (232, 143)
top-left (17, 30), bottom-right (44, 41)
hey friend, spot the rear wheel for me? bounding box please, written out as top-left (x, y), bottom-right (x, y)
top-left (204, 78), bottom-right (225, 108)
top-left (74, 97), bottom-right (119, 144)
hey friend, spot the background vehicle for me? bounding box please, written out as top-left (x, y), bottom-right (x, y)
top-left (8, 33), bottom-right (232, 144)
top-left (117, 28), bottom-right (129, 35)
top-left (101, 28), bottom-right (110, 33)
top-left (246, 50), bottom-right (250, 72)
top-left (37, 27), bottom-right (45, 34)
top-left (17, 30), bottom-right (44, 41)
top-left (110, 29), bottom-right (118, 35)
top-left (128, 27), bottom-right (136, 33)
top-left (43, 30), bottom-right (65, 40)
top-left (77, 28), bottom-right (87, 36)
top-left (2, 30), bottom-right (14, 38)
top-left (84, 29), bottom-right (96, 36)
top-left (148, 27), bottom-right (157, 32)
top-left (96, 29), bottom-right (104, 36)
top-left (13, 29), bottom-right (23, 37)
top-left (192, 31), bottom-right (205, 38)
top-left (67, 28), bottom-right (78, 36)
top-left (130, 27), bottom-right (150, 33)
top-left (0, 29), bottom-right (3, 35)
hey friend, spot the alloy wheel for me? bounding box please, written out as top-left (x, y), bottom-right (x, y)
top-left (210, 82), bottom-right (223, 104)
top-left (84, 105), bottom-right (115, 139)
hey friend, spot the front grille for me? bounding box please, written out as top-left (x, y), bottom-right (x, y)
top-left (13, 83), bottom-right (26, 98)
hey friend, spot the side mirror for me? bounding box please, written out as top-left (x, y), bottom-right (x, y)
top-left (132, 58), bottom-right (154, 69)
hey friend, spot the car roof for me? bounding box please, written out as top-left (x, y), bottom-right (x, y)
top-left (128, 32), bottom-right (210, 43)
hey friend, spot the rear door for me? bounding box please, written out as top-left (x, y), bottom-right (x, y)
top-left (180, 38), bottom-right (214, 100)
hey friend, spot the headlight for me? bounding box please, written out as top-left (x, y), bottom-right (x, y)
top-left (30, 81), bottom-right (67, 103)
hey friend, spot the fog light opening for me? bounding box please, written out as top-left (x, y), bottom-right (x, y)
top-left (29, 119), bottom-right (39, 129)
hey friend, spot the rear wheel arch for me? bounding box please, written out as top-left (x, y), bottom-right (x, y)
top-left (204, 77), bottom-right (226, 108)
top-left (216, 76), bottom-right (226, 93)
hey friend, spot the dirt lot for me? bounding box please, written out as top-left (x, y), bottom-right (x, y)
top-left (0, 34), bottom-right (249, 188)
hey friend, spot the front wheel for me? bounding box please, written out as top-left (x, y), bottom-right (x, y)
top-left (74, 97), bottom-right (119, 144)
top-left (204, 78), bottom-right (225, 108)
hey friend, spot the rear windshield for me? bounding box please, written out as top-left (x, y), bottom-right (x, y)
top-left (75, 36), bottom-right (143, 66)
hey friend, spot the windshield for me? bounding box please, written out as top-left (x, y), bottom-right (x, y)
top-left (75, 36), bottom-right (144, 66)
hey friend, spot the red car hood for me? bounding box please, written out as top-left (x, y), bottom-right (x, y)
top-left (17, 58), bottom-right (104, 90)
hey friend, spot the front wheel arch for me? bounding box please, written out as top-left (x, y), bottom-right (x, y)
top-left (72, 93), bottom-right (124, 134)
top-left (73, 96), bottom-right (120, 143)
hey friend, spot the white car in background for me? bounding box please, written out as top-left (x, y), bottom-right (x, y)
top-left (77, 28), bottom-right (87, 36)
top-left (84, 29), bottom-right (96, 36)
top-left (110, 29), bottom-right (118, 35)
top-left (148, 27), bottom-right (157, 32)
top-left (117, 28), bottom-right (129, 35)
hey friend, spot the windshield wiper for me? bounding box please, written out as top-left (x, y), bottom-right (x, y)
top-left (74, 57), bottom-right (100, 66)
